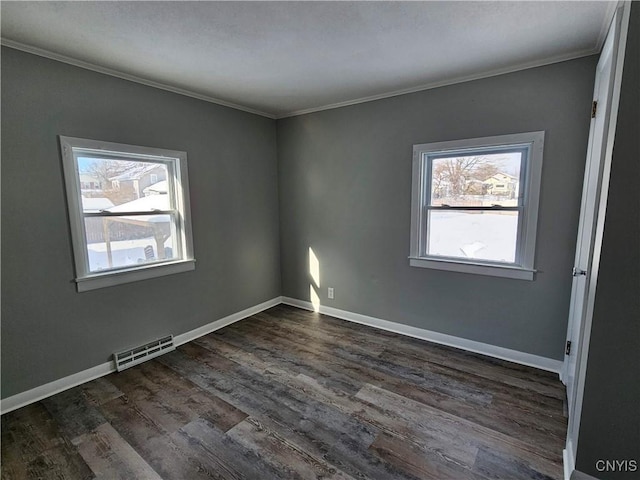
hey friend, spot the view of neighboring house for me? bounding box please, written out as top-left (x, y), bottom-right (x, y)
top-left (109, 163), bottom-right (167, 199)
top-left (483, 172), bottom-right (519, 198)
top-left (432, 170), bottom-right (520, 206)
top-left (79, 174), bottom-right (102, 192)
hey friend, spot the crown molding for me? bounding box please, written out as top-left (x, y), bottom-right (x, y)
top-left (276, 47), bottom-right (601, 119)
top-left (0, 38), bottom-right (276, 119)
top-left (2, 36), bottom-right (603, 122)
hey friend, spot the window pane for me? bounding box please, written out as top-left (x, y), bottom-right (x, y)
top-left (430, 152), bottom-right (522, 207)
top-left (77, 157), bottom-right (170, 211)
top-left (84, 214), bottom-right (178, 272)
top-left (427, 210), bottom-right (518, 263)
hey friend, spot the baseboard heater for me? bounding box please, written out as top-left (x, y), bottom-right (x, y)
top-left (114, 335), bottom-right (175, 372)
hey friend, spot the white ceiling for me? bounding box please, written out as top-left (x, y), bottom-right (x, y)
top-left (1, 1), bottom-right (616, 118)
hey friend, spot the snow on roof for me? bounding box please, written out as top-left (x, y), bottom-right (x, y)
top-left (106, 194), bottom-right (170, 223)
top-left (109, 163), bottom-right (163, 181)
top-left (82, 197), bottom-right (114, 213)
top-left (495, 172), bottom-right (518, 180)
top-left (143, 180), bottom-right (168, 195)
top-left (79, 174), bottom-right (100, 183)
top-left (108, 194), bottom-right (169, 212)
top-left (483, 172), bottom-right (519, 183)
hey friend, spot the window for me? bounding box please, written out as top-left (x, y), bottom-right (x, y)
top-left (60, 136), bottom-right (195, 291)
top-left (409, 131), bottom-right (544, 280)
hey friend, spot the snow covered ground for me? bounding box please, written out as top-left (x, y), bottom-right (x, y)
top-left (86, 213), bottom-right (517, 271)
top-left (88, 237), bottom-right (173, 272)
top-left (428, 212), bottom-right (518, 263)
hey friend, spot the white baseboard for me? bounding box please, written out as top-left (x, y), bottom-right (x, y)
top-left (564, 439), bottom-right (577, 480)
top-left (564, 448), bottom-right (573, 480)
top-left (173, 296), bottom-right (282, 346)
top-left (281, 297), bottom-right (563, 374)
top-left (559, 361), bottom-right (567, 385)
top-left (1, 294), bottom-right (562, 414)
top-left (0, 361), bottom-right (115, 416)
top-left (0, 296), bottom-right (282, 415)
top-left (563, 448), bottom-right (605, 480)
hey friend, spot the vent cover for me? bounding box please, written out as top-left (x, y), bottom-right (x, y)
top-left (114, 335), bottom-right (175, 372)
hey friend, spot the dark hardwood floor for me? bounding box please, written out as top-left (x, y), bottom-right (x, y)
top-left (1, 305), bottom-right (567, 479)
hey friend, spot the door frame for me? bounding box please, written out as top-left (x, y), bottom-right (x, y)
top-left (562, 2), bottom-right (631, 479)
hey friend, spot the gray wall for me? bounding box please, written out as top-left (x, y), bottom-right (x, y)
top-left (1, 47), bottom-right (281, 398)
top-left (576, 4), bottom-right (640, 478)
top-left (277, 56), bottom-right (597, 360)
top-left (0, 43), bottom-right (605, 400)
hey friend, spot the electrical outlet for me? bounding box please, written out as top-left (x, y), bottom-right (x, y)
top-left (328, 287), bottom-right (334, 299)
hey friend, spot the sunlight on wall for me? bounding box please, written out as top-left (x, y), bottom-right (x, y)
top-left (309, 247), bottom-right (321, 312)
top-left (309, 247), bottom-right (320, 287)
top-left (310, 284), bottom-right (321, 312)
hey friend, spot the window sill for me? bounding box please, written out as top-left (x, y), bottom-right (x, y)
top-left (409, 256), bottom-right (535, 281)
top-left (75, 259), bottom-right (196, 292)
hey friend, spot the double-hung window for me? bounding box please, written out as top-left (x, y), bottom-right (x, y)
top-left (409, 132), bottom-right (544, 280)
top-left (60, 136), bottom-right (195, 291)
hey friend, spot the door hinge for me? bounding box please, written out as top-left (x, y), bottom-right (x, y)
top-left (565, 341), bottom-right (572, 356)
top-left (591, 100), bottom-right (598, 118)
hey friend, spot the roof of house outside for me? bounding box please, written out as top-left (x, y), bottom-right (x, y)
top-left (106, 194), bottom-right (170, 224)
top-left (81, 197), bottom-right (114, 213)
top-left (143, 180), bottom-right (168, 195)
top-left (484, 172), bottom-right (518, 183)
top-left (109, 163), bottom-right (163, 181)
top-left (79, 174), bottom-right (100, 183)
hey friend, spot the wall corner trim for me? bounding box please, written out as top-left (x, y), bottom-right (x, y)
top-left (281, 296), bottom-right (563, 375)
top-left (0, 296), bottom-right (282, 415)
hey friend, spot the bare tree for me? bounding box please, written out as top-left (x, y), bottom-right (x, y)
top-left (80, 160), bottom-right (136, 187)
top-left (473, 162), bottom-right (500, 182)
top-left (431, 156), bottom-right (502, 199)
top-left (80, 159), bottom-right (139, 204)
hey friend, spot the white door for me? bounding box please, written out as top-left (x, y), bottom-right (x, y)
top-left (563, 20), bottom-right (616, 416)
top-left (562, 3), bottom-right (629, 467)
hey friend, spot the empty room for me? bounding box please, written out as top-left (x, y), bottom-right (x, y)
top-left (1, 1), bottom-right (638, 479)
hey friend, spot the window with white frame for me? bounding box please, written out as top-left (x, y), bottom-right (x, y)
top-left (60, 136), bottom-right (195, 291)
top-left (409, 132), bottom-right (544, 280)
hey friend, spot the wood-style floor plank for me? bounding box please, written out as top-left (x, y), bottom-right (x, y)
top-left (202, 318), bottom-right (565, 457)
top-left (72, 423), bottom-right (162, 480)
top-left (226, 417), bottom-right (355, 480)
top-left (1, 403), bottom-right (94, 480)
top-left (1, 305), bottom-right (567, 480)
top-left (158, 345), bottom-right (411, 480)
top-left (369, 432), bottom-right (486, 480)
top-left (266, 305), bottom-right (564, 399)
top-left (99, 396), bottom-right (229, 480)
top-left (40, 388), bottom-right (107, 441)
